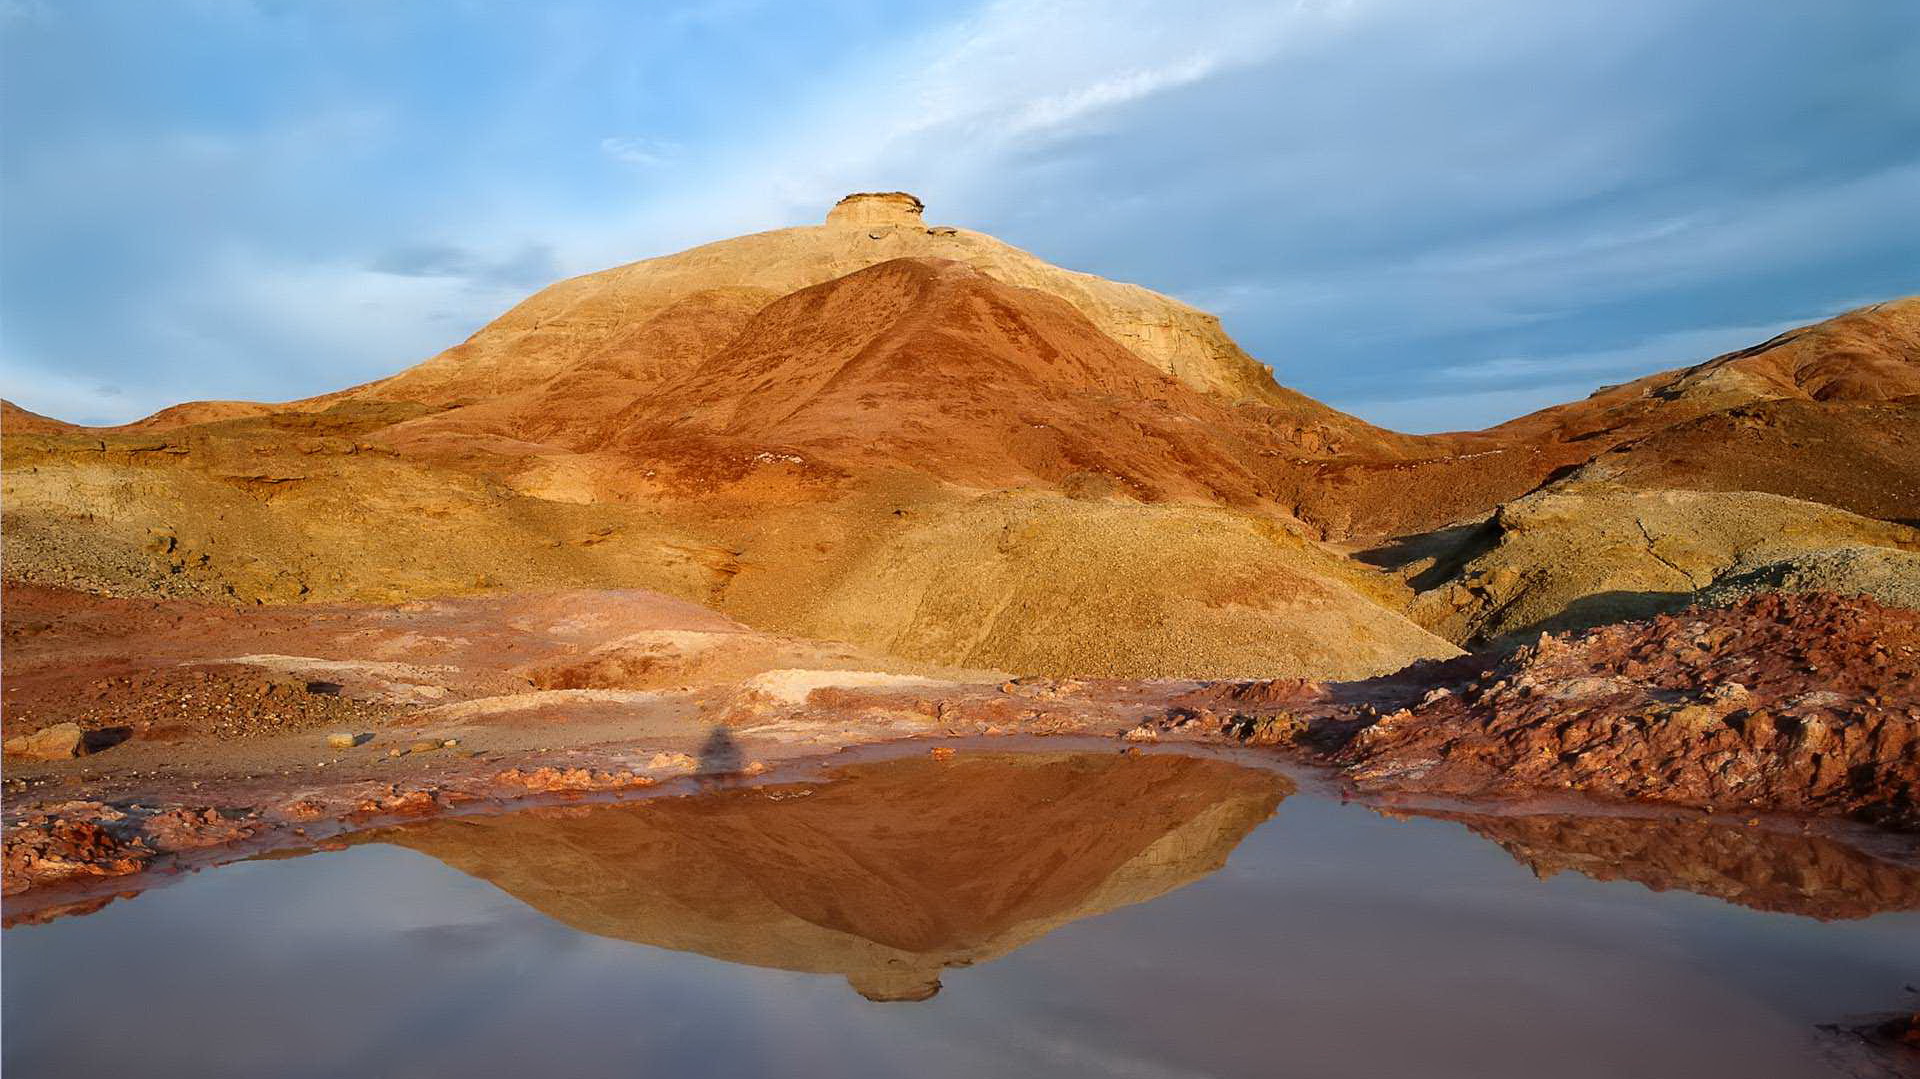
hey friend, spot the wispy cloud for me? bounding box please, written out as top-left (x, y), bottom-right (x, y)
top-left (1434, 316), bottom-right (1818, 383)
top-left (598, 135), bottom-right (681, 168)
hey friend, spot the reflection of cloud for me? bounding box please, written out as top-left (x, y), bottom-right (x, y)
top-left (399, 919), bottom-right (518, 956)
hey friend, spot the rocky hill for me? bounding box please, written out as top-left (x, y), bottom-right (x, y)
top-left (3, 194), bottom-right (1914, 675)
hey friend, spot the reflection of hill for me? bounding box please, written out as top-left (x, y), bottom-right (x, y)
top-left (1415, 810), bottom-right (1920, 920)
top-left (357, 753), bottom-right (1288, 1000)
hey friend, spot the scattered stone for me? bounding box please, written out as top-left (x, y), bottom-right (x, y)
top-left (1328, 593), bottom-right (1920, 827)
top-left (325, 732), bottom-right (364, 750)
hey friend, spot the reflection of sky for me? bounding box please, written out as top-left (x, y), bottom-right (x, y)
top-left (3, 2), bottom-right (1915, 431)
top-left (7, 792), bottom-right (1917, 1079)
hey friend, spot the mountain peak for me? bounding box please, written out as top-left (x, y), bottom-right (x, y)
top-left (826, 191), bottom-right (925, 228)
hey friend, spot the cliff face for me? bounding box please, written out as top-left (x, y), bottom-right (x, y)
top-left (825, 191), bottom-right (927, 228)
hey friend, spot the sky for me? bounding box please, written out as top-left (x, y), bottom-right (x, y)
top-left (3, 0), bottom-right (1916, 432)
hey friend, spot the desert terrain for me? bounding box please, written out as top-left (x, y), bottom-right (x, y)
top-left (3, 194), bottom-right (1918, 1066)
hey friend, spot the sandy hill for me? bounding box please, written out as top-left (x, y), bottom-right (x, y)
top-left (386, 256), bottom-right (1295, 503)
top-left (353, 192), bottom-right (1336, 412)
top-left (0, 401), bottom-right (76, 436)
top-left (0, 197), bottom-right (1467, 679)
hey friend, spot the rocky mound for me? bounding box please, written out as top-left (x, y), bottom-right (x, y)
top-left (409, 256), bottom-right (1289, 500)
top-left (349, 191), bottom-right (1345, 418)
top-left (1340, 593), bottom-right (1920, 827)
top-left (780, 492), bottom-right (1453, 679)
top-left (1289, 297), bottom-right (1920, 541)
top-left (0, 401), bottom-right (74, 435)
top-left (1695, 546), bottom-right (1920, 613)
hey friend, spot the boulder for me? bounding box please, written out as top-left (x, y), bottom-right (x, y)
top-left (4, 723), bottom-right (87, 761)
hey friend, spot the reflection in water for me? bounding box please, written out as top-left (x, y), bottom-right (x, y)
top-left (9, 751), bottom-right (1920, 1079)
top-left (1409, 809), bottom-right (1920, 920)
top-left (352, 752), bottom-right (1291, 1000)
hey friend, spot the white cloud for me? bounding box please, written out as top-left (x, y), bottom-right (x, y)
top-left (1004, 55), bottom-right (1223, 137)
top-left (550, 0), bottom-right (1376, 268)
top-left (0, 0), bottom-right (52, 24)
top-left (1434, 315), bottom-right (1819, 384)
top-left (0, 364), bottom-right (162, 428)
top-left (599, 136), bottom-right (681, 168)
top-left (1336, 381), bottom-right (1607, 435)
top-left (0, 253), bottom-right (529, 425)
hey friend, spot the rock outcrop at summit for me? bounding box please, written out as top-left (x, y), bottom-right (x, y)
top-left (825, 191), bottom-right (928, 228)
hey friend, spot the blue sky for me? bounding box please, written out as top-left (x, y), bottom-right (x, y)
top-left (3, 0), bottom-right (1916, 431)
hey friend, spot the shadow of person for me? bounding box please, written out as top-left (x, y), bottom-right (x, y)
top-left (697, 724), bottom-right (744, 777)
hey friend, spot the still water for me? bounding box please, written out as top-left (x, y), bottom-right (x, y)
top-left (6, 750), bottom-right (1917, 1078)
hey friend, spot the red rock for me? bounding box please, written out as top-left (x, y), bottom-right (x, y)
top-left (3, 722), bottom-right (86, 760)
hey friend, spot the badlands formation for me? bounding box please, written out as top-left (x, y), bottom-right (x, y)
top-left (3, 193), bottom-right (1918, 905)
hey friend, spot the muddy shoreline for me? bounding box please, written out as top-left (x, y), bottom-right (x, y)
top-left (8, 589), bottom-right (1920, 914)
top-left (9, 708), bottom-right (1919, 923)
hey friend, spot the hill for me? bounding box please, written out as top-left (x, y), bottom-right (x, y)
top-left (3, 194), bottom-right (1913, 672)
